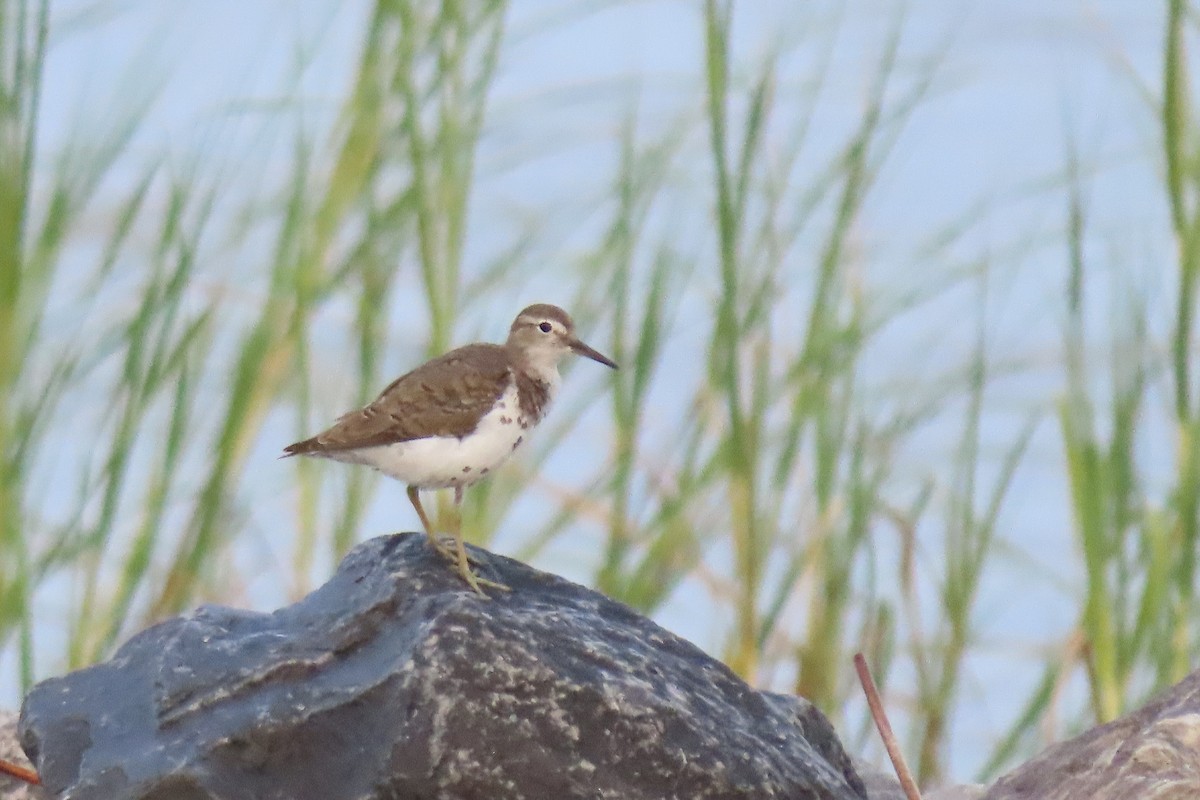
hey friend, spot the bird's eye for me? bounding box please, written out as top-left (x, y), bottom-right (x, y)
top-left (538, 322), bottom-right (552, 333)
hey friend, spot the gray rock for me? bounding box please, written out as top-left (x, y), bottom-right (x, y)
top-left (0, 710), bottom-right (47, 799)
top-left (853, 759), bottom-right (984, 800)
top-left (984, 669), bottom-right (1200, 799)
top-left (923, 784), bottom-right (987, 800)
top-left (20, 533), bottom-right (868, 800)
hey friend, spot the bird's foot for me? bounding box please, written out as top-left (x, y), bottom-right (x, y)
top-left (427, 533), bottom-right (484, 565)
top-left (457, 563), bottom-right (512, 598)
top-left (423, 532), bottom-right (510, 597)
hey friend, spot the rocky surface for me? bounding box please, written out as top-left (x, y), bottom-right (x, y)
top-left (20, 532), bottom-right (868, 800)
top-left (854, 760), bottom-right (984, 800)
top-left (983, 668), bottom-right (1200, 800)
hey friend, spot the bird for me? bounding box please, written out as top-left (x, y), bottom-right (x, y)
top-left (283, 303), bottom-right (617, 596)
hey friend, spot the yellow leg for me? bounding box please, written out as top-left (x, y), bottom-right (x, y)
top-left (451, 485), bottom-right (509, 596)
top-left (410, 485), bottom-right (508, 596)
top-left (407, 486), bottom-right (445, 552)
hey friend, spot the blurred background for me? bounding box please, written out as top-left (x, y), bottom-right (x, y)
top-left (0, 0), bottom-right (1195, 789)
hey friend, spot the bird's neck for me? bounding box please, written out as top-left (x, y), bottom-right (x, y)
top-left (512, 361), bottom-right (559, 424)
top-left (506, 342), bottom-right (561, 388)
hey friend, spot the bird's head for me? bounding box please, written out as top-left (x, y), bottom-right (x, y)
top-left (507, 303), bottom-right (618, 375)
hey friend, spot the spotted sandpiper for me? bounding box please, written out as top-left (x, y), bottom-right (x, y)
top-left (283, 303), bottom-right (617, 596)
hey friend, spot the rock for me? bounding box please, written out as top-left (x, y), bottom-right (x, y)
top-left (20, 533), bottom-right (868, 800)
top-left (921, 785), bottom-right (987, 800)
top-left (854, 759), bottom-right (984, 800)
top-left (0, 710), bottom-right (47, 799)
top-left (925, 787), bottom-right (987, 800)
top-left (983, 669), bottom-right (1200, 799)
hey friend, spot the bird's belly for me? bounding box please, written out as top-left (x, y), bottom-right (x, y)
top-left (339, 394), bottom-right (532, 489)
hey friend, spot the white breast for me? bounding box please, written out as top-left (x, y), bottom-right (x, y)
top-left (326, 382), bottom-right (544, 489)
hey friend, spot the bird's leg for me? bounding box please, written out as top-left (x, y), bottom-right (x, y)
top-left (448, 485), bottom-right (510, 597)
top-left (410, 484), bottom-right (505, 594)
top-left (430, 486), bottom-right (481, 565)
top-left (408, 486), bottom-right (456, 559)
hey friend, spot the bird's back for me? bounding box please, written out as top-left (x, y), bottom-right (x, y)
top-left (284, 343), bottom-right (513, 455)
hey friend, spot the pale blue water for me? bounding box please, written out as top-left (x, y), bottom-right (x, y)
top-left (8, 0), bottom-right (1174, 784)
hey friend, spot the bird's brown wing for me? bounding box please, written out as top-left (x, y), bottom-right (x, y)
top-left (284, 343), bottom-right (511, 455)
